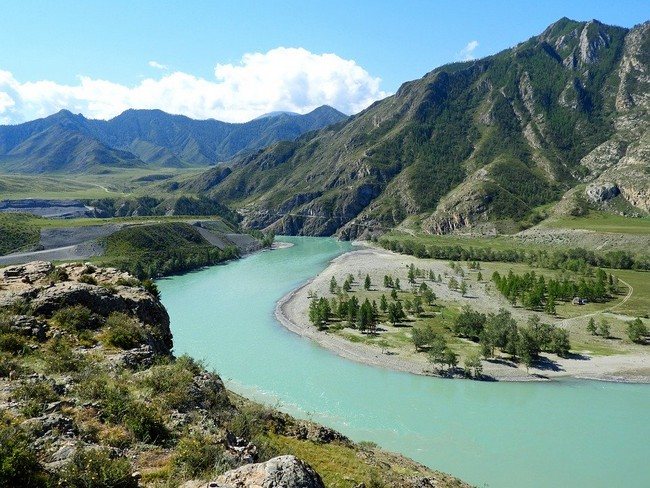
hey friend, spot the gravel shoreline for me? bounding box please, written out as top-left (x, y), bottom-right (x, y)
top-left (274, 246), bottom-right (650, 383)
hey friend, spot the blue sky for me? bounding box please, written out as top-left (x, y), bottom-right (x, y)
top-left (0, 0), bottom-right (647, 123)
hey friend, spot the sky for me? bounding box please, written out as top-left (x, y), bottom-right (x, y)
top-left (0, 0), bottom-right (647, 124)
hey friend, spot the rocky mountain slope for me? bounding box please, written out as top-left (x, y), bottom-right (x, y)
top-left (0, 261), bottom-right (467, 487)
top-left (0, 106), bottom-right (346, 172)
top-left (183, 18), bottom-right (649, 238)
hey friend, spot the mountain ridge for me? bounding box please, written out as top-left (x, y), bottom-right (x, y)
top-left (179, 18), bottom-right (649, 237)
top-left (0, 105), bottom-right (347, 172)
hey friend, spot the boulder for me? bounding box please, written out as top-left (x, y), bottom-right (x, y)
top-left (215, 455), bottom-right (325, 488)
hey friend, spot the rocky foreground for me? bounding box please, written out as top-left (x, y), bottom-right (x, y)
top-left (0, 261), bottom-right (468, 487)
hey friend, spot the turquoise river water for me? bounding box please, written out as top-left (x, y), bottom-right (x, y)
top-left (157, 236), bottom-right (650, 488)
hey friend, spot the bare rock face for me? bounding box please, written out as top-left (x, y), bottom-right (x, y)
top-left (214, 455), bottom-right (325, 488)
top-left (585, 182), bottom-right (620, 203)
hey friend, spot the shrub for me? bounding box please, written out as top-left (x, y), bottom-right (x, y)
top-left (142, 279), bottom-right (160, 299)
top-left (56, 447), bottom-right (137, 488)
top-left (123, 402), bottom-right (168, 444)
top-left (78, 274), bottom-right (98, 285)
top-left (115, 277), bottom-right (140, 287)
top-left (13, 380), bottom-right (59, 417)
top-left (172, 433), bottom-right (228, 477)
top-left (0, 333), bottom-right (27, 355)
top-left (52, 305), bottom-right (98, 331)
top-left (46, 267), bottom-right (68, 283)
top-left (46, 337), bottom-right (88, 373)
top-left (104, 313), bottom-right (145, 350)
top-left (98, 425), bottom-right (132, 449)
top-left (0, 414), bottom-right (44, 487)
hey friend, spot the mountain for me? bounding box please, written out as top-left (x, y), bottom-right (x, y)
top-left (182, 18), bottom-right (649, 237)
top-left (0, 105), bottom-right (347, 173)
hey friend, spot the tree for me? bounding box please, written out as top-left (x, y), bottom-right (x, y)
top-left (518, 328), bottom-right (539, 371)
top-left (380, 294), bottom-right (388, 313)
top-left (407, 264), bottom-right (416, 284)
top-left (364, 274), bottom-right (371, 291)
top-left (448, 277), bottom-right (458, 291)
top-left (427, 334), bottom-right (448, 370)
top-left (422, 288), bottom-right (436, 306)
top-left (550, 329), bottom-right (571, 357)
top-left (413, 296), bottom-right (424, 316)
top-left (463, 352), bottom-right (483, 378)
top-left (545, 295), bottom-right (556, 315)
top-left (443, 349), bottom-right (458, 370)
top-left (412, 325), bottom-right (434, 351)
top-left (587, 317), bottom-right (597, 335)
top-left (477, 271), bottom-right (483, 282)
top-left (329, 276), bottom-right (338, 294)
top-left (357, 299), bottom-right (374, 332)
top-left (598, 319), bottom-right (610, 338)
top-left (394, 278), bottom-right (401, 290)
top-left (387, 302), bottom-right (405, 326)
top-left (453, 306), bottom-right (487, 341)
top-left (343, 277), bottom-right (352, 293)
top-left (347, 296), bottom-right (359, 325)
top-left (383, 275), bottom-right (393, 288)
top-left (626, 318), bottom-right (648, 344)
top-left (460, 280), bottom-right (468, 296)
top-left (390, 288), bottom-right (398, 301)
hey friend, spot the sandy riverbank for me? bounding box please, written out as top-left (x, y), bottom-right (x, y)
top-left (275, 246), bottom-right (650, 383)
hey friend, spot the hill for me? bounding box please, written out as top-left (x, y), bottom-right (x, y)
top-left (0, 106), bottom-right (347, 173)
top-left (182, 18), bottom-right (649, 237)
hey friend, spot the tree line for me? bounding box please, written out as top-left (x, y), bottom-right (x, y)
top-left (492, 268), bottom-right (616, 312)
top-left (378, 236), bottom-right (650, 271)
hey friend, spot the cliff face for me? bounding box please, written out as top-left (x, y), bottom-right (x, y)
top-left (183, 19), bottom-right (649, 237)
top-left (0, 261), bottom-right (468, 487)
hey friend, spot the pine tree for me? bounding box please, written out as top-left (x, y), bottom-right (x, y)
top-left (364, 274), bottom-right (371, 290)
top-left (587, 317), bottom-right (597, 335)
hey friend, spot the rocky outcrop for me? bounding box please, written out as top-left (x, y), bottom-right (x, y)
top-left (0, 261), bottom-right (172, 354)
top-left (585, 182), bottom-right (620, 203)
top-left (214, 455), bottom-right (325, 488)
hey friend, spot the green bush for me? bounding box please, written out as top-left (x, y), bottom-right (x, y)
top-left (104, 313), bottom-right (145, 350)
top-left (172, 433), bottom-right (228, 477)
top-left (123, 401), bottom-right (168, 444)
top-left (52, 305), bottom-right (98, 332)
top-left (13, 380), bottom-right (59, 417)
top-left (46, 267), bottom-right (69, 283)
top-left (46, 337), bottom-right (88, 373)
top-left (56, 447), bottom-right (137, 488)
top-left (0, 414), bottom-right (44, 487)
top-left (78, 274), bottom-right (98, 285)
top-left (0, 333), bottom-right (27, 355)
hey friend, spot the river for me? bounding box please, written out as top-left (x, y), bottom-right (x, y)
top-left (157, 236), bottom-right (650, 488)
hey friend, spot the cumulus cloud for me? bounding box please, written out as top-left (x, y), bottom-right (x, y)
top-left (148, 60), bottom-right (168, 70)
top-left (0, 47), bottom-right (388, 124)
top-left (458, 40), bottom-right (479, 61)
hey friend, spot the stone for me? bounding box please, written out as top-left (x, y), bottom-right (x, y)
top-left (215, 455), bottom-right (325, 488)
top-left (585, 182), bottom-right (620, 203)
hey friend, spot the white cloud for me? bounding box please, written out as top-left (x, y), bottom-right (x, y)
top-left (0, 48), bottom-right (388, 124)
top-left (148, 60), bottom-right (168, 70)
top-left (458, 40), bottom-right (479, 61)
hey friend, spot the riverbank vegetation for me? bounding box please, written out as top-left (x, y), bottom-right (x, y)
top-left (306, 255), bottom-right (648, 379)
top-left (378, 233), bottom-right (650, 271)
top-left (98, 222), bottom-right (240, 279)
